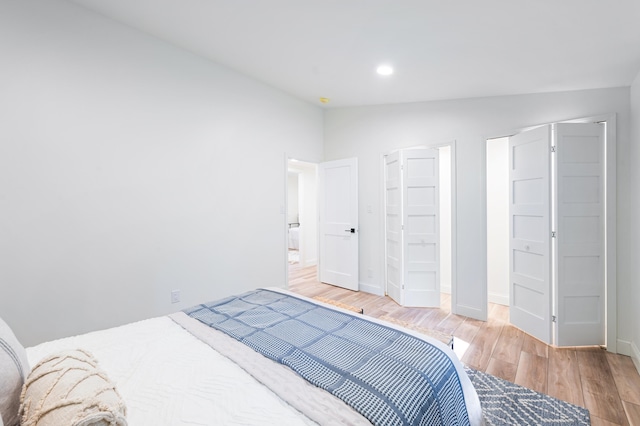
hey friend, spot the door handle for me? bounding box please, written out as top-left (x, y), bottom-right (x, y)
top-left (344, 228), bottom-right (356, 233)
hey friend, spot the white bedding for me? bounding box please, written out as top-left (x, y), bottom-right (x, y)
top-left (26, 317), bottom-right (315, 426)
top-left (25, 291), bottom-right (483, 425)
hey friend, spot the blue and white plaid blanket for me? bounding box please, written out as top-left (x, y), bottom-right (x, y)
top-left (185, 289), bottom-right (470, 426)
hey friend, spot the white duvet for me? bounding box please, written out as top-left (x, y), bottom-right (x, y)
top-left (26, 290), bottom-right (483, 426)
top-left (26, 317), bottom-right (315, 426)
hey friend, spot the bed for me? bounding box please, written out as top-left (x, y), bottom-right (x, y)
top-left (4, 288), bottom-right (483, 426)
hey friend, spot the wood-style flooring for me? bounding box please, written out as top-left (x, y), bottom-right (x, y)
top-left (288, 264), bottom-right (640, 426)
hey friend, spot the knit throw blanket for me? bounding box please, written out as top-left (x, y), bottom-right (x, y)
top-left (185, 289), bottom-right (470, 426)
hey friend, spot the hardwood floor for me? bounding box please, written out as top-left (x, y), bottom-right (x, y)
top-left (288, 264), bottom-right (640, 426)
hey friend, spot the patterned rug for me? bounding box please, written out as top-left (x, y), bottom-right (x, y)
top-left (310, 297), bottom-right (591, 425)
top-left (466, 368), bottom-right (590, 425)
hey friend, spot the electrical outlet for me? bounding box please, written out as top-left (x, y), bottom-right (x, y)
top-left (171, 290), bottom-right (180, 304)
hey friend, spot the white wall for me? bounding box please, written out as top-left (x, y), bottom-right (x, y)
top-left (324, 88), bottom-right (632, 345)
top-left (630, 73), bottom-right (640, 370)
top-left (486, 138), bottom-right (510, 305)
top-left (0, 0), bottom-right (323, 346)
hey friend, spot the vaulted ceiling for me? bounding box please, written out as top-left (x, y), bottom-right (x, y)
top-left (68, 0), bottom-right (640, 108)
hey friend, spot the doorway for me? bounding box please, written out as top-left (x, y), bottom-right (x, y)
top-left (383, 143), bottom-right (454, 310)
top-left (286, 159), bottom-right (318, 279)
top-left (485, 116), bottom-right (617, 349)
top-left (486, 137), bottom-right (510, 308)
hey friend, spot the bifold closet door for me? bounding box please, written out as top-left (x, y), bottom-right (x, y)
top-left (384, 148), bottom-right (440, 307)
top-left (401, 149), bottom-right (440, 307)
top-left (509, 125), bottom-right (553, 344)
top-left (509, 123), bottom-right (605, 346)
top-left (554, 123), bottom-right (605, 347)
top-left (385, 151), bottom-right (403, 304)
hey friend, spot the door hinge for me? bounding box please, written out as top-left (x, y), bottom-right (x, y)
top-left (551, 231), bottom-right (556, 238)
top-left (552, 315), bottom-right (557, 323)
top-left (551, 146), bottom-right (556, 153)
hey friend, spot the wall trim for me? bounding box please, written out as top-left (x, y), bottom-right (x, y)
top-left (631, 341), bottom-right (640, 375)
top-left (302, 259), bottom-right (317, 268)
top-left (360, 282), bottom-right (384, 296)
top-left (489, 292), bottom-right (509, 306)
top-left (616, 339), bottom-right (632, 356)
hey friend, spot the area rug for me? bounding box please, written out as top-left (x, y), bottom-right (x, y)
top-left (310, 299), bottom-right (591, 425)
top-left (465, 367), bottom-right (590, 426)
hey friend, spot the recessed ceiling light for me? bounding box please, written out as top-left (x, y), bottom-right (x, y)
top-left (376, 65), bottom-right (394, 76)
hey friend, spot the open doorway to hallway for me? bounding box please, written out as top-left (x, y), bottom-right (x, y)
top-left (286, 159), bottom-right (317, 271)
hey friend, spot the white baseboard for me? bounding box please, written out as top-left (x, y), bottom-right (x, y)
top-left (488, 292), bottom-right (509, 306)
top-left (632, 341), bottom-right (640, 375)
top-left (302, 259), bottom-right (317, 268)
top-left (617, 339), bottom-right (632, 357)
top-left (359, 282), bottom-right (384, 296)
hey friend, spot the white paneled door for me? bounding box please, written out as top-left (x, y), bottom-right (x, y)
top-left (402, 149), bottom-right (440, 307)
top-left (509, 125), bottom-right (553, 344)
top-left (319, 158), bottom-right (359, 291)
top-left (384, 148), bottom-right (440, 307)
top-left (385, 151), bottom-right (402, 303)
top-left (508, 123), bottom-right (605, 346)
top-left (555, 123), bottom-right (605, 346)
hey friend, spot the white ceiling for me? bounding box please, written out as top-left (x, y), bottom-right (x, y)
top-left (68, 0), bottom-right (640, 108)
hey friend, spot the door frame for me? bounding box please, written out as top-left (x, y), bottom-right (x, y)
top-left (482, 113), bottom-right (617, 351)
top-left (380, 141), bottom-right (458, 312)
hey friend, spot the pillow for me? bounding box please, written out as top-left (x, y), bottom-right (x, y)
top-left (0, 316), bottom-right (30, 426)
top-left (19, 349), bottom-right (127, 426)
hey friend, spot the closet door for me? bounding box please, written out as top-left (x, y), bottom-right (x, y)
top-left (554, 123), bottom-right (605, 346)
top-left (385, 151), bottom-right (403, 304)
top-left (509, 125), bottom-right (552, 344)
top-left (402, 149), bottom-right (440, 307)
